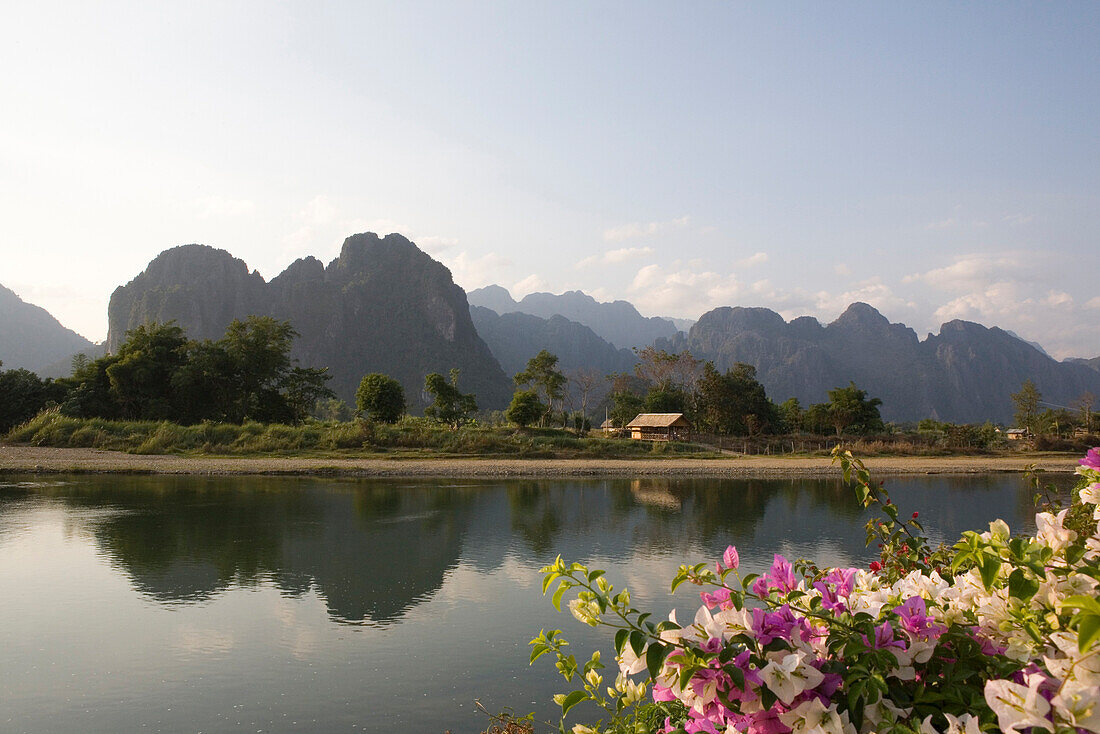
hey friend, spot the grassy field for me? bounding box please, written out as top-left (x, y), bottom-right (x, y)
top-left (3, 410), bottom-right (714, 459)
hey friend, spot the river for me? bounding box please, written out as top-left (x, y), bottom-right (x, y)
top-left (0, 473), bottom-right (1066, 733)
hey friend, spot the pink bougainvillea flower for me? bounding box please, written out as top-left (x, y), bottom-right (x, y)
top-left (722, 545), bottom-right (740, 571)
top-left (894, 596), bottom-right (947, 640)
top-left (700, 587), bottom-right (732, 610)
top-left (752, 554), bottom-right (798, 596)
top-left (1079, 447), bottom-right (1100, 470)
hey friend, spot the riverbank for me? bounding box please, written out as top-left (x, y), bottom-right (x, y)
top-left (0, 445), bottom-right (1081, 477)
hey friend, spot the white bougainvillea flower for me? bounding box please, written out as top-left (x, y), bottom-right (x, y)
top-left (1080, 482), bottom-right (1100, 506)
top-left (777, 698), bottom-right (854, 734)
top-left (760, 651), bottom-right (825, 706)
top-left (920, 712), bottom-right (982, 734)
top-left (616, 642), bottom-right (647, 676)
top-left (1036, 509), bottom-right (1077, 553)
top-left (984, 677), bottom-right (1054, 733)
top-left (1052, 679), bottom-right (1100, 732)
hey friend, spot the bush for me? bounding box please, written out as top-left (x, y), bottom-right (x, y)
top-left (533, 447), bottom-right (1100, 733)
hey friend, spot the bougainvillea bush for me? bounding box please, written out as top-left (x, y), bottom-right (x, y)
top-left (531, 447), bottom-right (1100, 734)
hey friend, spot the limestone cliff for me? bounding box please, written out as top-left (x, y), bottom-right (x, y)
top-left (107, 234), bottom-right (511, 410)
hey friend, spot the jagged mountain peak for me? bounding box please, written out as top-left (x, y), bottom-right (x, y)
top-left (107, 234), bottom-right (510, 409)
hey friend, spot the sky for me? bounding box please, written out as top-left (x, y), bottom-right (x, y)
top-left (2, 2), bottom-right (1098, 358)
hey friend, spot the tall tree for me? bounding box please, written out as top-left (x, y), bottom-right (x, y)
top-left (104, 322), bottom-right (189, 420)
top-left (695, 362), bottom-right (779, 435)
top-left (506, 390), bottom-right (544, 428)
top-left (356, 373), bottom-right (406, 423)
top-left (514, 350), bottom-right (566, 426)
top-left (1011, 379), bottom-right (1042, 435)
top-left (825, 382), bottom-right (884, 436)
top-left (424, 369), bottom-right (477, 429)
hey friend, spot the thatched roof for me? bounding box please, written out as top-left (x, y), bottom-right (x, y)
top-left (626, 413), bottom-right (690, 428)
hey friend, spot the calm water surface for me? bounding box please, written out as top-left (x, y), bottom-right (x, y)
top-left (0, 473), bottom-right (1063, 733)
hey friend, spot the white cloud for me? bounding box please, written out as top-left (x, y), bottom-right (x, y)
top-left (1041, 290), bottom-right (1073, 308)
top-left (603, 216), bottom-right (689, 242)
top-left (813, 277), bottom-right (915, 318)
top-left (1004, 213), bottom-right (1034, 226)
top-left (628, 264), bottom-right (742, 316)
top-left (834, 263), bottom-right (852, 276)
top-left (734, 252), bottom-right (768, 268)
top-left (439, 251), bottom-right (513, 291)
top-left (1086, 296), bottom-right (1100, 310)
top-left (903, 252), bottom-right (1028, 290)
top-left (575, 246), bottom-right (654, 269)
top-left (512, 274), bottom-right (549, 298)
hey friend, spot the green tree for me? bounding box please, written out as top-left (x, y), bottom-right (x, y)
top-left (104, 322), bottom-right (189, 419)
top-left (779, 397), bottom-right (803, 433)
top-left (355, 373), bottom-right (406, 423)
top-left (514, 350), bottom-right (566, 426)
top-left (825, 382), bottom-right (884, 436)
top-left (506, 389), bottom-right (545, 428)
top-left (694, 362), bottom-right (778, 435)
top-left (0, 367), bottom-right (68, 433)
top-left (609, 389), bottom-right (645, 429)
top-left (424, 369), bottom-right (477, 429)
top-left (803, 403), bottom-right (832, 435)
top-left (644, 384), bottom-right (688, 414)
top-left (217, 316), bottom-right (333, 423)
top-left (1011, 379), bottom-right (1042, 435)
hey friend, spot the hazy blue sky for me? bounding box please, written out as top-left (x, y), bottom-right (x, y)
top-left (2, 2), bottom-right (1098, 357)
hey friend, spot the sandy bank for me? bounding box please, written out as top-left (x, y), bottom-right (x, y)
top-left (0, 445), bottom-right (1081, 478)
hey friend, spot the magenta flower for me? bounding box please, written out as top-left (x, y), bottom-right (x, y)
top-left (894, 596), bottom-right (947, 640)
top-left (752, 554), bottom-right (798, 596)
top-left (751, 605), bottom-right (799, 645)
top-left (721, 545), bottom-right (740, 570)
top-left (700, 587), bottom-right (732, 610)
top-left (864, 621), bottom-right (906, 652)
top-left (1079, 447), bottom-right (1100, 470)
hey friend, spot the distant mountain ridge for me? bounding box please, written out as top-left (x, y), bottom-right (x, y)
top-left (108, 234), bottom-right (511, 409)
top-left (0, 283), bottom-right (96, 373)
top-left (469, 305), bottom-right (637, 407)
top-left (467, 285), bottom-right (679, 350)
top-left (657, 302), bottom-right (1100, 424)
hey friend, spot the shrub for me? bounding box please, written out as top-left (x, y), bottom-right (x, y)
top-left (533, 447), bottom-right (1100, 734)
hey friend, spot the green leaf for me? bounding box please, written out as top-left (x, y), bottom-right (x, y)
top-left (552, 582), bottom-right (569, 611)
top-left (629, 630), bottom-right (647, 658)
top-left (587, 569), bottom-right (605, 583)
top-left (615, 628), bottom-right (629, 655)
top-left (542, 572), bottom-right (559, 595)
top-left (560, 690), bottom-right (588, 716)
top-left (1077, 614), bottom-right (1100, 653)
top-left (1007, 568), bottom-right (1039, 602)
top-left (1063, 595), bottom-right (1100, 616)
top-left (978, 556), bottom-right (1001, 591)
top-left (646, 643), bottom-right (668, 679)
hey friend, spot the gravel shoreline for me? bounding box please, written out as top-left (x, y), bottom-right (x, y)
top-left (0, 445), bottom-right (1080, 478)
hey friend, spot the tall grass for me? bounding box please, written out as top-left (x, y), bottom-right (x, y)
top-left (4, 410), bottom-right (712, 458)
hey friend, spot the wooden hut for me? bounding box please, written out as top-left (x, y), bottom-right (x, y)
top-left (626, 413), bottom-right (691, 441)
